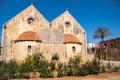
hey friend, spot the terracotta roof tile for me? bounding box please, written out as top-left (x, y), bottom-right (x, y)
top-left (16, 31), bottom-right (41, 41)
top-left (64, 34), bottom-right (81, 44)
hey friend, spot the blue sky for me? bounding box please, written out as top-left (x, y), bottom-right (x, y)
top-left (0, 0), bottom-right (120, 43)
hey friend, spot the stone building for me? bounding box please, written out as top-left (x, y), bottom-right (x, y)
top-left (95, 38), bottom-right (120, 61)
top-left (1, 5), bottom-right (87, 62)
top-left (97, 38), bottom-right (120, 48)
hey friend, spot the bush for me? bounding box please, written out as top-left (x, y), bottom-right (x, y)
top-left (58, 62), bottom-right (63, 70)
top-left (68, 55), bottom-right (82, 68)
top-left (106, 63), bottom-right (112, 71)
top-left (0, 60), bottom-right (19, 79)
top-left (57, 70), bottom-right (63, 77)
top-left (91, 60), bottom-right (100, 74)
top-left (50, 62), bottom-right (55, 70)
top-left (100, 65), bottom-right (106, 73)
top-left (0, 53), bottom-right (103, 79)
top-left (0, 53), bottom-right (54, 79)
top-left (18, 62), bottom-right (32, 78)
top-left (0, 61), bottom-right (8, 80)
top-left (112, 66), bottom-right (120, 72)
top-left (67, 68), bottom-right (73, 76)
top-left (32, 53), bottom-right (53, 78)
top-left (62, 64), bottom-right (68, 76)
top-left (82, 60), bottom-right (100, 75)
top-left (52, 53), bottom-right (59, 61)
top-left (77, 67), bottom-right (86, 76)
top-left (40, 69), bottom-right (53, 78)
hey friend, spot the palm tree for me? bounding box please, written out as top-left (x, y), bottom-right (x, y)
top-left (93, 27), bottom-right (112, 41)
top-left (93, 27), bottom-right (112, 60)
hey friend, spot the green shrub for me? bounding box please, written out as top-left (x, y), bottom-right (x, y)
top-left (52, 53), bottom-right (59, 61)
top-left (57, 70), bottom-right (63, 77)
top-left (18, 62), bottom-right (33, 78)
top-left (67, 68), bottom-right (73, 76)
top-left (0, 60), bottom-right (19, 79)
top-left (0, 61), bottom-right (8, 80)
top-left (106, 63), bottom-right (112, 71)
top-left (100, 65), bottom-right (106, 73)
top-left (68, 55), bottom-right (81, 68)
top-left (91, 60), bottom-right (100, 74)
top-left (62, 64), bottom-right (68, 76)
top-left (112, 66), bottom-right (120, 72)
top-left (0, 53), bottom-right (103, 79)
top-left (82, 60), bottom-right (100, 75)
top-left (50, 62), bottom-right (55, 70)
top-left (58, 62), bottom-right (63, 70)
top-left (77, 67), bottom-right (86, 76)
top-left (96, 52), bottom-right (101, 60)
top-left (40, 69), bottom-right (53, 78)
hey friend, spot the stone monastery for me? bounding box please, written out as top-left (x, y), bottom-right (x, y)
top-left (1, 4), bottom-right (87, 62)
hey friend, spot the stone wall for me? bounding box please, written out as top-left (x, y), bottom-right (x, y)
top-left (51, 10), bottom-right (87, 55)
top-left (100, 60), bottom-right (120, 67)
top-left (13, 41), bottom-right (40, 61)
top-left (1, 5), bottom-right (87, 62)
top-left (65, 43), bottom-right (82, 58)
top-left (107, 47), bottom-right (120, 61)
top-left (40, 43), bottom-right (64, 61)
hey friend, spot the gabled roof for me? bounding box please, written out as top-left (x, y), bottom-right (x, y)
top-left (51, 10), bottom-right (69, 23)
top-left (3, 4), bottom-right (49, 27)
top-left (64, 34), bottom-right (81, 44)
top-left (51, 10), bottom-right (86, 32)
top-left (16, 31), bottom-right (41, 42)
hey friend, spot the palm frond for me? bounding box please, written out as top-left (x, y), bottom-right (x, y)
top-left (93, 27), bottom-right (112, 41)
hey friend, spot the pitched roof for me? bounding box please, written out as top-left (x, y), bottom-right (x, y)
top-left (16, 31), bottom-right (41, 42)
top-left (64, 34), bottom-right (81, 44)
top-left (3, 4), bottom-right (49, 28)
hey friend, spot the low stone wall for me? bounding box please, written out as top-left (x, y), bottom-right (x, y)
top-left (100, 60), bottom-right (120, 67)
top-left (107, 47), bottom-right (120, 61)
top-left (96, 47), bottom-right (120, 61)
top-left (81, 54), bottom-right (95, 63)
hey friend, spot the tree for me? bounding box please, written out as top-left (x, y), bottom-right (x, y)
top-left (93, 27), bottom-right (112, 41)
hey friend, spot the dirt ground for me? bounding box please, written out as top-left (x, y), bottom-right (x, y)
top-left (28, 72), bottom-right (120, 80)
top-left (13, 72), bottom-right (120, 80)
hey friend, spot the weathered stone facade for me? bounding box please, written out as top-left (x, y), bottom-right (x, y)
top-left (1, 5), bottom-right (87, 62)
top-left (98, 38), bottom-right (120, 48)
top-left (96, 38), bottom-right (120, 61)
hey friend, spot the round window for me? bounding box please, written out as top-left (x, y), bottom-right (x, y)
top-left (27, 18), bottom-right (34, 24)
top-left (65, 22), bottom-right (71, 28)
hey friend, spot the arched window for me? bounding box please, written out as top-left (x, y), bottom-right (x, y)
top-left (72, 46), bottom-right (76, 53)
top-left (65, 21), bottom-right (71, 28)
top-left (103, 44), bottom-right (107, 48)
top-left (27, 18), bottom-right (34, 24)
top-left (110, 44), bottom-right (113, 47)
top-left (28, 45), bottom-right (32, 52)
